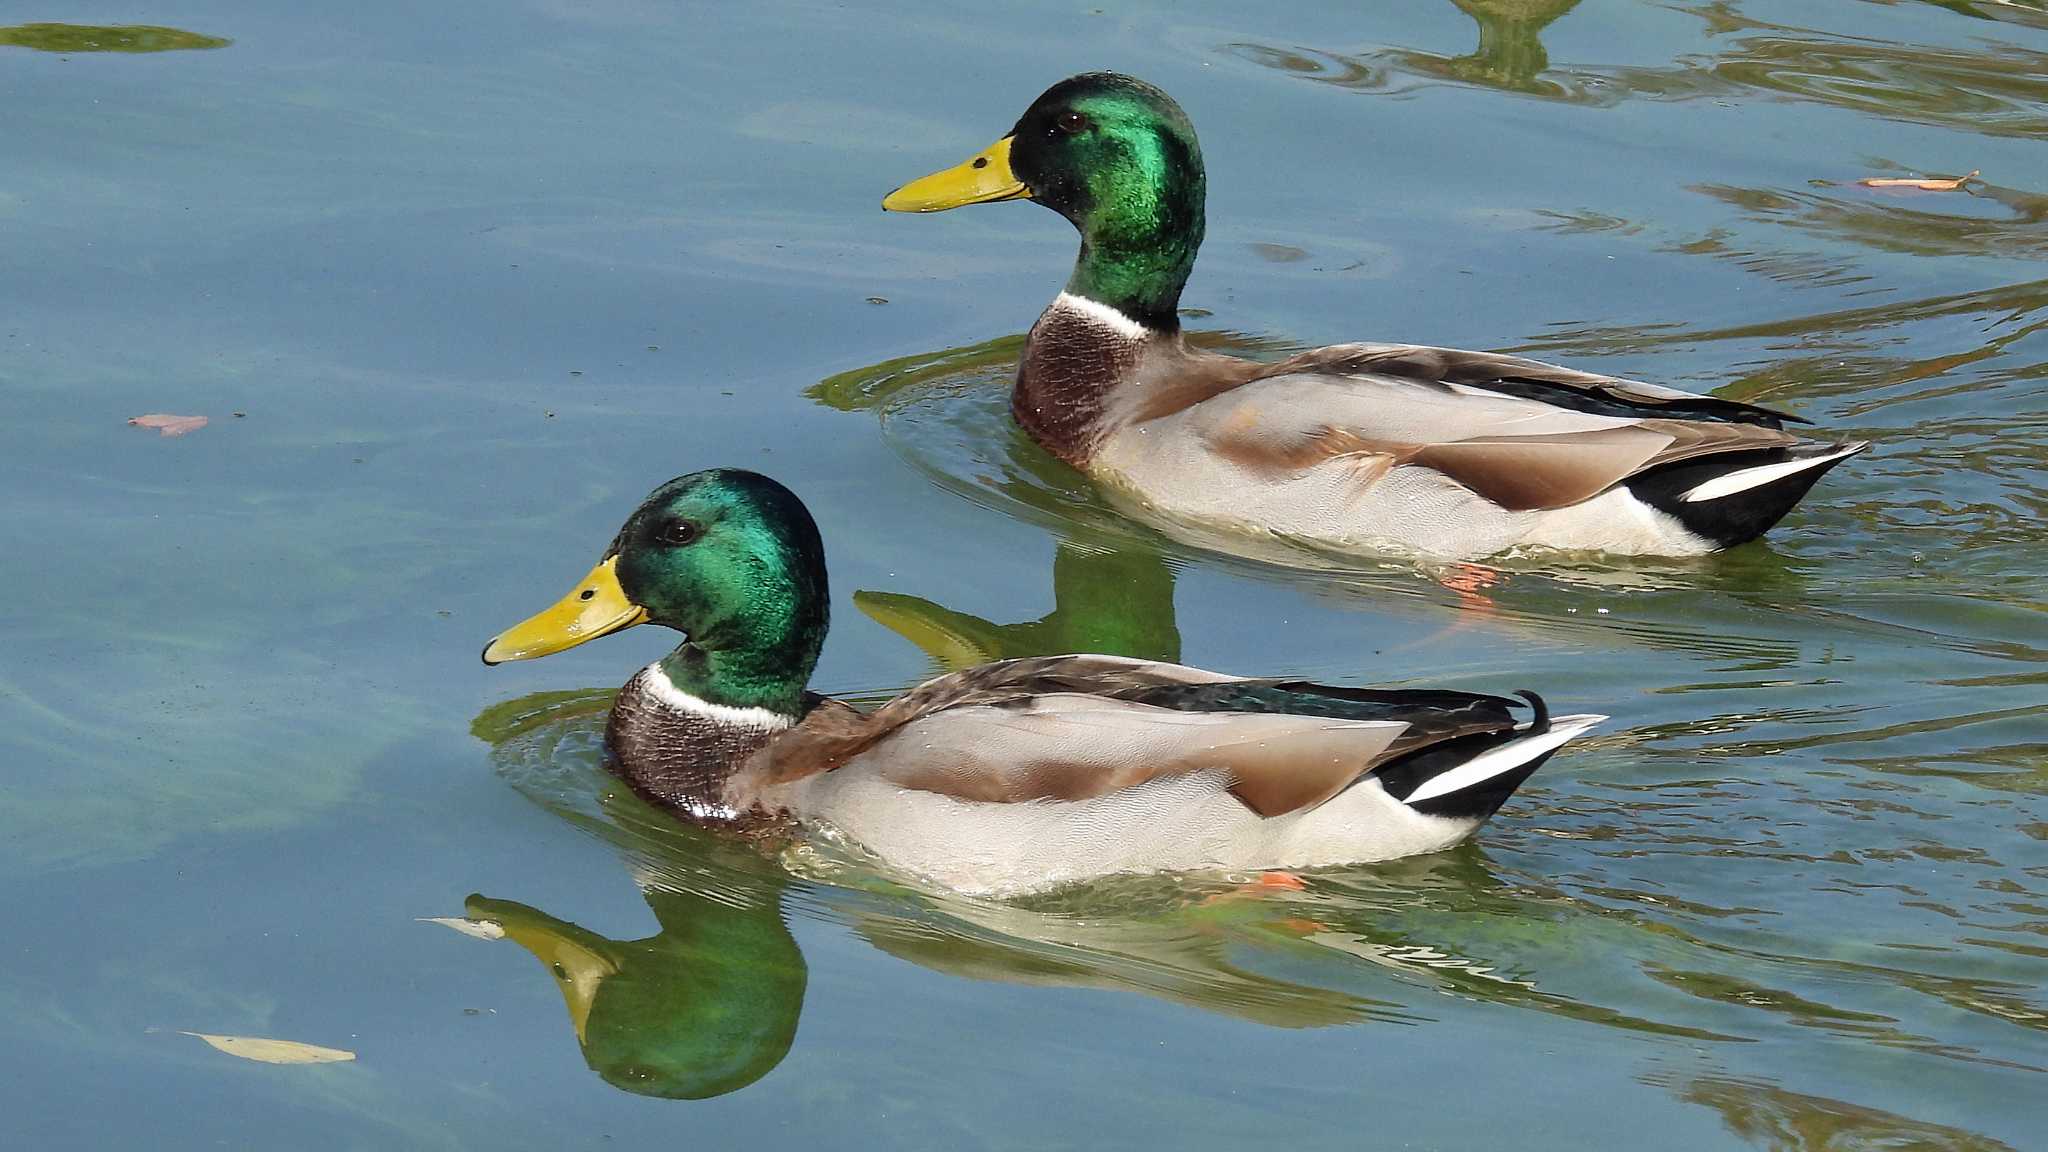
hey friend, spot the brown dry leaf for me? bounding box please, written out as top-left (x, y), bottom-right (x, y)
top-left (128, 413), bottom-right (209, 437)
top-left (1857, 170), bottom-right (1979, 191)
top-left (181, 1032), bottom-right (357, 1065)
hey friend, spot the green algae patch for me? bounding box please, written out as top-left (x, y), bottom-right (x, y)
top-left (0, 24), bottom-right (231, 53)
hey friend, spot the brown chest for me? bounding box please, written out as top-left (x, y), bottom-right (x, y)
top-left (1013, 300), bottom-right (1261, 467)
top-left (1013, 304), bottom-right (1147, 467)
top-left (604, 669), bottom-right (786, 820)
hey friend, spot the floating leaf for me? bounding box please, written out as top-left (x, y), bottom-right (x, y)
top-left (128, 413), bottom-right (209, 437)
top-left (417, 915), bottom-right (506, 940)
top-left (1857, 170), bottom-right (1979, 191)
top-left (182, 1032), bottom-right (356, 1064)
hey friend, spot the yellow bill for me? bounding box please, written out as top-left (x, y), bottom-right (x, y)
top-left (482, 555), bottom-right (648, 665)
top-left (882, 136), bottom-right (1028, 212)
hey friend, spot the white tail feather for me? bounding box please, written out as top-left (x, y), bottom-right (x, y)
top-left (1680, 444), bottom-right (1863, 504)
top-left (1402, 714), bottom-right (1605, 805)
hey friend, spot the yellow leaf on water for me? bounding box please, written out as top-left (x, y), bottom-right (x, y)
top-left (1857, 170), bottom-right (1978, 191)
top-left (182, 1032), bottom-right (356, 1065)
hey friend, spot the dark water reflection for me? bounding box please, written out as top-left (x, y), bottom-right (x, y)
top-left (1228, 0), bottom-right (1590, 101)
top-left (1225, 0), bottom-right (2048, 139)
top-left (1692, 180), bottom-right (2048, 262)
top-left (1659, 1073), bottom-right (2022, 1151)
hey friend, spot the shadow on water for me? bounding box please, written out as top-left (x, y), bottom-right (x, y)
top-left (1221, 0), bottom-right (2048, 137)
top-left (0, 24), bottom-right (230, 52)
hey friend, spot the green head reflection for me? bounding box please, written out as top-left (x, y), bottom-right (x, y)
top-left (856, 540), bottom-right (1180, 670)
top-left (1224, 1), bottom-right (1586, 101)
top-left (1443, 0), bottom-right (1583, 91)
top-left (465, 882), bottom-right (805, 1100)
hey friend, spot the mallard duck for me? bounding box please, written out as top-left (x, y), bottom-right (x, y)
top-left (481, 468), bottom-right (1602, 896)
top-left (882, 72), bottom-right (1867, 559)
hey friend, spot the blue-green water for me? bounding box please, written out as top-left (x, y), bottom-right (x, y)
top-left (3, 2), bottom-right (2044, 1147)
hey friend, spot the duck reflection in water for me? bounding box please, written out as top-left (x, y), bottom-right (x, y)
top-left (854, 536), bottom-right (1181, 670)
top-left (1415, 0), bottom-right (1585, 96)
top-left (465, 827), bottom-right (804, 1100)
top-left (1225, 1), bottom-right (1592, 103)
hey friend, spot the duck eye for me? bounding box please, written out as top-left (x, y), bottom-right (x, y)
top-left (1055, 110), bottom-right (1089, 135)
top-left (658, 520), bottom-right (700, 546)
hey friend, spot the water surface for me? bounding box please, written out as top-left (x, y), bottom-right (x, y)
top-left (2, 2), bottom-right (2043, 1148)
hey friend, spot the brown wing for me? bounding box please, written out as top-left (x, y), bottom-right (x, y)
top-left (1255, 343), bottom-right (1804, 427)
top-left (1403, 418), bottom-right (1801, 511)
top-left (864, 695), bottom-right (1411, 817)
top-left (1181, 344), bottom-right (1806, 513)
top-left (740, 659), bottom-right (1530, 821)
top-left (734, 656), bottom-right (1239, 789)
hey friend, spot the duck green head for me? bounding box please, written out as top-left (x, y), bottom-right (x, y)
top-left (884, 72), bottom-right (1206, 332)
top-left (482, 469), bottom-right (828, 718)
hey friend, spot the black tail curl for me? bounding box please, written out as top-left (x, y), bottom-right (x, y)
top-left (1374, 689), bottom-right (1564, 820)
top-left (1622, 441), bottom-right (1866, 549)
